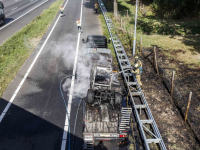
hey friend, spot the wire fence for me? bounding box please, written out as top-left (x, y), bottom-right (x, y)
top-left (142, 47), bottom-right (200, 142)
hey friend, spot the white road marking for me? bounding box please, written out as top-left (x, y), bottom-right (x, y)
top-left (0, 0), bottom-right (69, 123)
top-left (12, 7), bottom-right (18, 11)
top-left (60, 0), bottom-right (84, 149)
top-left (0, 0), bottom-right (48, 31)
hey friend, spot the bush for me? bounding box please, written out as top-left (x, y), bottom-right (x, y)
top-left (151, 0), bottom-right (200, 19)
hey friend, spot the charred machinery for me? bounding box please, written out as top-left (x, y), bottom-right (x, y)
top-left (82, 35), bottom-right (112, 65)
top-left (82, 35), bottom-right (132, 150)
top-left (86, 64), bottom-right (121, 109)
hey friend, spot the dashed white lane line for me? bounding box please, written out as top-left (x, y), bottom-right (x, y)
top-left (12, 7), bottom-right (18, 11)
top-left (0, 0), bottom-right (69, 123)
top-left (61, 0), bottom-right (84, 149)
top-left (0, 0), bottom-right (48, 31)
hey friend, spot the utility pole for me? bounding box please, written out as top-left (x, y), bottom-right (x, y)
top-left (114, 0), bottom-right (118, 18)
top-left (132, 0), bottom-right (139, 56)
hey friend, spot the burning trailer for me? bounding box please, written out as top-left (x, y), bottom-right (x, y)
top-left (82, 36), bottom-right (132, 149)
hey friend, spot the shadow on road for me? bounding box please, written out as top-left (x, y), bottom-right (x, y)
top-left (0, 97), bottom-right (83, 150)
top-left (4, 18), bottom-right (14, 24)
top-left (0, 97), bottom-right (124, 150)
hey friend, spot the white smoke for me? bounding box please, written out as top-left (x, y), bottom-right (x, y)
top-left (50, 34), bottom-right (109, 98)
top-left (50, 34), bottom-right (77, 70)
top-left (73, 58), bottom-right (92, 98)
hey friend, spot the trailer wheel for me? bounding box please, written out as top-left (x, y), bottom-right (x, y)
top-left (86, 90), bottom-right (95, 103)
top-left (115, 93), bottom-right (122, 104)
top-left (0, 19), bottom-right (4, 25)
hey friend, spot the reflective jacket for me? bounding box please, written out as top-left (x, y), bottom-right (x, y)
top-left (95, 4), bottom-right (98, 9)
top-left (60, 7), bottom-right (64, 12)
top-left (76, 20), bottom-right (81, 26)
top-left (132, 60), bottom-right (142, 75)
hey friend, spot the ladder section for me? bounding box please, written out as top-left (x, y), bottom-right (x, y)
top-left (83, 134), bottom-right (94, 150)
top-left (119, 107), bottom-right (132, 132)
top-left (98, 1), bottom-right (167, 150)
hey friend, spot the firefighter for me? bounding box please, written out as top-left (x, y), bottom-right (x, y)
top-left (76, 19), bottom-right (82, 32)
top-left (132, 56), bottom-right (142, 86)
top-left (60, 6), bottom-right (64, 17)
top-left (94, 3), bottom-right (98, 14)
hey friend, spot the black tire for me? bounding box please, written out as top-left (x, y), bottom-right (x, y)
top-left (115, 93), bottom-right (122, 105)
top-left (0, 19), bottom-right (4, 26)
top-left (86, 89), bottom-right (95, 103)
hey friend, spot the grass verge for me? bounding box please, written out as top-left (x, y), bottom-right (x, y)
top-left (103, 0), bottom-right (200, 69)
top-left (0, 0), bottom-right (65, 97)
top-left (105, 0), bottom-right (200, 68)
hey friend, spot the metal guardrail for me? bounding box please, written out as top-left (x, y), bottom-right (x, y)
top-left (98, 1), bottom-right (167, 150)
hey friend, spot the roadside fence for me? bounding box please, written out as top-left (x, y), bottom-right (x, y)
top-left (142, 45), bottom-right (200, 142)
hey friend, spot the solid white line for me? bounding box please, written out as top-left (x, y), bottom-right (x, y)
top-left (61, 0), bottom-right (84, 148)
top-left (61, 140), bottom-right (67, 150)
top-left (0, 0), bottom-right (48, 31)
top-left (0, 0), bottom-right (69, 123)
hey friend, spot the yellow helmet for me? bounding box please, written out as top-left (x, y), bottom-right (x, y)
top-left (135, 56), bottom-right (139, 63)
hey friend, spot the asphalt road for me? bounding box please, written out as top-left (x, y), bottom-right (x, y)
top-left (0, 0), bottom-right (119, 149)
top-left (0, 0), bottom-right (57, 45)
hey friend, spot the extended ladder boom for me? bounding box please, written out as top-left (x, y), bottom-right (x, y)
top-left (98, 0), bottom-right (167, 149)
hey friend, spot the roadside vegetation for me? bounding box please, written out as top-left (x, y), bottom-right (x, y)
top-left (102, 0), bottom-right (200, 99)
top-left (0, 0), bottom-right (65, 97)
top-left (102, 0), bottom-right (200, 68)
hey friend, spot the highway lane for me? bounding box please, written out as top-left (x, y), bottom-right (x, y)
top-left (65, 1), bottom-right (120, 149)
top-left (0, 0), bottom-right (122, 149)
top-left (0, 0), bottom-right (57, 45)
top-left (0, 0), bottom-right (108, 149)
top-left (0, 0), bottom-right (74, 149)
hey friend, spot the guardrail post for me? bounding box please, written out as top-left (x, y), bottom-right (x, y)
top-left (152, 47), bottom-right (155, 65)
top-left (171, 71), bottom-right (175, 97)
top-left (185, 92), bottom-right (192, 122)
top-left (154, 46), bottom-right (159, 75)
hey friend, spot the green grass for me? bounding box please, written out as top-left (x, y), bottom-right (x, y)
top-left (0, 0), bottom-right (65, 97)
top-left (102, 0), bottom-right (200, 69)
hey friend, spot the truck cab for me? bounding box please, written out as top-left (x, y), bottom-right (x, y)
top-left (83, 35), bottom-right (108, 48)
top-left (82, 35), bottom-right (112, 65)
top-left (0, 1), bottom-right (5, 25)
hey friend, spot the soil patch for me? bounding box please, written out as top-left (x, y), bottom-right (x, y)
top-left (141, 47), bottom-right (200, 142)
top-left (140, 54), bottom-right (200, 149)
